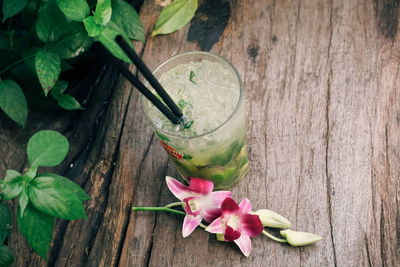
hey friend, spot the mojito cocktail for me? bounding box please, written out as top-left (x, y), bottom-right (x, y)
top-left (142, 52), bottom-right (249, 189)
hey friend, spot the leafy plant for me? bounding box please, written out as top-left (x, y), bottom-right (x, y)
top-left (0, 130), bottom-right (90, 263)
top-left (0, 0), bottom-right (145, 127)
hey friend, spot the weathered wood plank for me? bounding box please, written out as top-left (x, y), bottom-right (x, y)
top-left (1, 0), bottom-right (399, 266)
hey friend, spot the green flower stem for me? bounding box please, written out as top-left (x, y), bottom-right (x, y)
top-left (131, 203), bottom-right (209, 229)
top-left (262, 230), bottom-right (288, 243)
top-left (164, 202), bottom-right (183, 208)
top-left (132, 206), bottom-right (186, 216)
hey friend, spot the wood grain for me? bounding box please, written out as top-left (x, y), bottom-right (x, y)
top-left (1, 0), bottom-right (399, 266)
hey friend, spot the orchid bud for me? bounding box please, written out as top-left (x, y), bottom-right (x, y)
top-left (253, 209), bottom-right (292, 228)
top-left (280, 229), bottom-right (322, 246)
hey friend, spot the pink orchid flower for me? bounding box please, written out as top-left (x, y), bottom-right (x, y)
top-left (166, 176), bottom-right (231, 237)
top-left (205, 197), bottom-right (263, 257)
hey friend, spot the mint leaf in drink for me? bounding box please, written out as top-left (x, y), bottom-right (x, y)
top-left (182, 154), bottom-right (193, 160)
top-left (178, 99), bottom-right (188, 108)
top-left (56, 0), bottom-right (90, 22)
top-left (189, 70), bottom-right (196, 84)
top-left (37, 173), bottom-right (90, 202)
top-left (17, 204), bottom-right (54, 259)
top-left (111, 0), bottom-right (144, 42)
top-left (152, 0), bottom-right (198, 36)
top-left (27, 130), bottom-right (69, 167)
top-left (0, 244), bottom-right (13, 266)
top-left (0, 80), bottom-right (28, 127)
top-left (155, 131), bottom-right (171, 142)
top-left (35, 50), bottom-right (61, 95)
top-left (93, 0), bottom-right (112, 26)
top-left (0, 204), bottom-right (12, 243)
top-left (2, 0), bottom-right (28, 22)
top-left (28, 176), bottom-right (86, 220)
top-left (183, 120), bottom-right (194, 129)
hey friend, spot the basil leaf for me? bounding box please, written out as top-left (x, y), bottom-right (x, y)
top-left (35, 50), bottom-right (61, 95)
top-left (36, 1), bottom-right (81, 43)
top-left (49, 29), bottom-right (93, 59)
top-left (152, 0), bottom-right (198, 36)
top-left (83, 16), bottom-right (103, 37)
top-left (2, 0), bottom-right (28, 22)
top-left (0, 80), bottom-right (28, 127)
top-left (57, 95), bottom-right (83, 110)
top-left (50, 81), bottom-right (69, 99)
top-left (0, 244), bottom-right (13, 267)
top-left (1, 173), bottom-right (23, 201)
top-left (18, 186), bottom-right (29, 217)
top-left (97, 22), bottom-right (131, 63)
top-left (94, 0), bottom-right (112, 25)
top-left (28, 176), bottom-right (86, 220)
top-left (56, 0), bottom-right (90, 22)
top-left (17, 204), bottom-right (54, 259)
top-left (0, 204), bottom-right (12, 243)
top-left (27, 130), bottom-right (69, 167)
top-left (111, 0), bottom-right (144, 42)
top-left (38, 173), bottom-right (90, 202)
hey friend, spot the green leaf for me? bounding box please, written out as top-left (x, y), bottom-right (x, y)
top-left (56, 0), bottom-right (90, 22)
top-left (97, 22), bottom-right (131, 63)
top-left (50, 81), bottom-right (69, 99)
top-left (18, 186), bottom-right (29, 217)
top-left (27, 130), bottom-right (69, 167)
top-left (111, 0), bottom-right (144, 42)
top-left (2, 0), bottom-right (28, 22)
top-left (0, 204), bottom-right (12, 243)
top-left (28, 176), bottom-right (86, 220)
top-left (49, 29), bottom-right (94, 59)
top-left (49, 26), bottom-right (93, 59)
top-left (83, 16), bottom-right (103, 37)
top-left (17, 204), bottom-right (54, 259)
top-left (0, 244), bottom-right (13, 267)
top-left (36, 1), bottom-right (82, 43)
top-left (57, 95), bottom-right (83, 110)
top-left (0, 80), bottom-right (28, 127)
top-left (1, 171), bottom-right (23, 200)
top-left (155, 131), bottom-right (171, 142)
top-left (0, 32), bottom-right (11, 50)
top-left (38, 173), bottom-right (90, 202)
top-left (152, 0), bottom-right (198, 36)
top-left (35, 50), bottom-right (61, 95)
top-left (94, 0), bottom-right (112, 25)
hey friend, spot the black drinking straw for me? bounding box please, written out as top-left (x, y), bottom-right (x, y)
top-left (97, 42), bottom-right (183, 125)
top-left (115, 35), bottom-right (183, 118)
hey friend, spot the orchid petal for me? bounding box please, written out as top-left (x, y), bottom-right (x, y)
top-left (166, 176), bottom-right (191, 200)
top-left (202, 208), bottom-right (222, 223)
top-left (188, 177), bottom-right (214, 194)
top-left (209, 191), bottom-right (232, 206)
top-left (238, 198), bottom-right (252, 214)
top-left (183, 197), bottom-right (201, 216)
top-left (241, 214), bottom-right (263, 237)
top-left (224, 225), bottom-right (241, 242)
top-left (182, 215), bottom-right (202, 237)
top-left (221, 197), bottom-right (239, 213)
top-left (234, 234), bottom-right (252, 257)
top-left (205, 217), bottom-right (224, 234)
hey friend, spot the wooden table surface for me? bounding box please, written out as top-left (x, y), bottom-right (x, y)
top-left (1, 0), bottom-right (399, 266)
